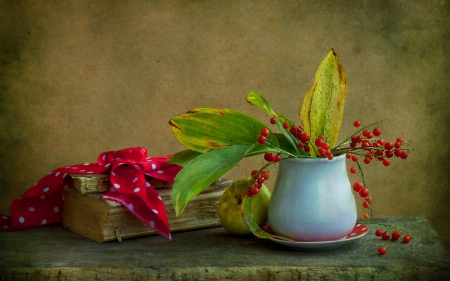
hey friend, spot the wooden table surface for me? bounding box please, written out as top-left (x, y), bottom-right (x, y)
top-left (1, 216), bottom-right (449, 280)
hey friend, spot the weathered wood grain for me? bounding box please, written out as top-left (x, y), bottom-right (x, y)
top-left (1, 217), bottom-right (449, 280)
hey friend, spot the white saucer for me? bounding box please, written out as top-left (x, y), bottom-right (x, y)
top-left (268, 223), bottom-right (369, 251)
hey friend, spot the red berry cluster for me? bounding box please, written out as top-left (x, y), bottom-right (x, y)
top-left (257, 128), bottom-right (270, 144)
top-left (270, 116), bottom-right (312, 153)
top-left (288, 124), bottom-right (312, 152)
top-left (246, 169), bottom-right (270, 197)
top-left (351, 181), bottom-right (372, 218)
top-left (314, 135), bottom-right (334, 159)
top-left (347, 121), bottom-right (409, 167)
top-left (375, 229), bottom-right (413, 255)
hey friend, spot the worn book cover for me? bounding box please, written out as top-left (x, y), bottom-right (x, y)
top-left (70, 174), bottom-right (173, 194)
top-left (62, 178), bottom-right (232, 242)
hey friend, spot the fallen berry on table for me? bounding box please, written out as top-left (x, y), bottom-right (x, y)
top-left (403, 234), bottom-right (412, 243)
top-left (391, 231), bottom-right (402, 240)
top-left (378, 246), bottom-right (387, 255)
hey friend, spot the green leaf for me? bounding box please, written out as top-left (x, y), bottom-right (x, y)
top-left (245, 92), bottom-right (276, 116)
top-left (172, 145), bottom-right (250, 216)
top-left (169, 108), bottom-right (279, 153)
top-left (275, 114), bottom-right (302, 156)
top-left (246, 92), bottom-right (301, 156)
top-left (168, 149), bottom-right (202, 166)
top-left (242, 195), bottom-right (295, 241)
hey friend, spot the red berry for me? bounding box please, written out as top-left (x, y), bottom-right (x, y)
top-left (392, 231), bottom-right (401, 240)
top-left (252, 180), bottom-right (260, 188)
top-left (375, 229), bottom-right (383, 236)
top-left (353, 181), bottom-right (364, 192)
top-left (260, 128), bottom-right (270, 137)
top-left (362, 141), bottom-right (370, 148)
top-left (257, 135), bottom-right (266, 144)
top-left (373, 127), bottom-right (381, 137)
top-left (257, 176), bottom-right (265, 184)
top-left (328, 154), bottom-right (334, 160)
top-left (304, 146), bottom-right (311, 152)
top-left (264, 152), bottom-right (274, 162)
top-left (301, 133), bottom-right (311, 143)
top-left (349, 166), bottom-right (357, 174)
top-left (364, 157), bottom-right (371, 164)
top-left (359, 188), bottom-right (369, 198)
top-left (273, 154), bottom-right (281, 162)
top-left (283, 122), bottom-right (289, 130)
top-left (246, 189), bottom-right (253, 197)
top-left (403, 234), bottom-right (412, 243)
top-left (251, 187), bottom-right (260, 195)
top-left (315, 138), bottom-right (324, 147)
top-left (251, 170), bottom-right (259, 178)
top-left (362, 201), bottom-right (370, 208)
top-left (261, 170), bottom-right (270, 180)
top-left (382, 159), bottom-right (391, 167)
top-left (385, 150), bottom-right (394, 158)
top-left (351, 155), bottom-right (359, 162)
top-left (396, 137), bottom-right (404, 144)
top-left (365, 196), bottom-right (373, 203)
top-left (270, 116), bottom-right (277, 124)
top-left (382, 232), bottom-right (390, 240)
top-left (297, 142), bottom-right (304, 149)
top-left (363, 213), bottom-right (369, 219)
top-left (401, 151), bottom-right (408, 159)
top-left (378, 246), bottom-right (387, 255)
top-left (384, 142), bottom-right (393, 150)
top-left (395, 141), bottom-right (402, 148)
top-left (353, 120), bottom-right (361, 127)
top-left (346, 153), bottom-right (352, 159)
top-left (321, 142), bottom-right (330, 150)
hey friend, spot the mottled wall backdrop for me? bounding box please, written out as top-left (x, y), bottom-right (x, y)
top-left (1, 0), bottom-right (449, 251)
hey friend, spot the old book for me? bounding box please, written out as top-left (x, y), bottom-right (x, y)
top-left (70, 174), bottom-right (174, 194)
top-left (62, 178), bottom-right (232, 242)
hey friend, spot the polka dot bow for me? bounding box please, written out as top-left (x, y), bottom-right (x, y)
top-left (1, 147), bottom-right (182, 241)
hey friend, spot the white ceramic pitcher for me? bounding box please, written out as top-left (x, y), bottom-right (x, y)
top-left (268, 154), bottom-right (357, 241)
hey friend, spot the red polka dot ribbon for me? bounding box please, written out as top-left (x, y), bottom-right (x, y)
top-left (0, 147), bottom-right (182, 241)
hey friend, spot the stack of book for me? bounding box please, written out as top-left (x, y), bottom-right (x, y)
top-left (62, 174), bottom-right (232, 242)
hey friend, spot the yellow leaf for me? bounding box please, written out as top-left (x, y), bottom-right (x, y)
top-left (299, 49), bottom-right (348, 155)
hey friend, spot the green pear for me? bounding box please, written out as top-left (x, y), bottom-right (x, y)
top-left (218, 178), bottom-right (271, 235)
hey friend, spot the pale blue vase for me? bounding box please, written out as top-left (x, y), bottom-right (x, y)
top-left (268, 154), bottom-right (357, 241)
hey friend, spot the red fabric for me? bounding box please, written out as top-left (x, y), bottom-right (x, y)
top-left (0, 147), bottom-right (182, 241)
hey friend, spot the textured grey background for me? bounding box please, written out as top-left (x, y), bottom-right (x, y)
top-left (1, 0), bottom-right (449, 252)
